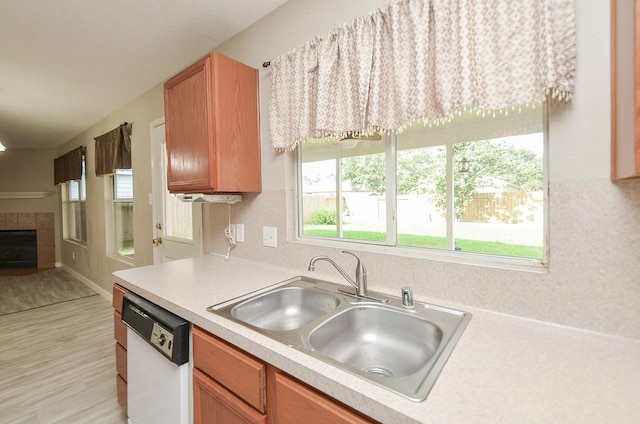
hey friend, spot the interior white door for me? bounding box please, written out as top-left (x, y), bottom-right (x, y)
top-left (150, 118), bottom-right (203, 264)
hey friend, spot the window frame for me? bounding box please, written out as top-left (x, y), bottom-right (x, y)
top-left (295, 106), bottom-right (549, 273)
top-left (110, 169), bottom-right (134, 260)
top-left (62, 155), bottom-right (87, 246)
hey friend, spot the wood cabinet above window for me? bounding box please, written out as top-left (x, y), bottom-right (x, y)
top-left (611, 0), bottom-right (640, 180)
top-left (164, 51), bottom-right (262, 193)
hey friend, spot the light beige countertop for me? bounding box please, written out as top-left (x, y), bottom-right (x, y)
top-left (113, 254), bottom-right (640, 424)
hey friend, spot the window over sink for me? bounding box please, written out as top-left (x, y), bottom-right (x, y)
top-left (297, 101), bottom-right (548, 270)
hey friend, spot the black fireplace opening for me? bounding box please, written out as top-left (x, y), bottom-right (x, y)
top-left (0, 230), bottom-right (38, 269)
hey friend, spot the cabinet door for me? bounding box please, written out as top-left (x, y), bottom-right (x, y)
top-left (164, 56), bottom-right (214, 192)
top-left (270, 370), bottom-right (375, 424)
top-left (113, 310), bottom-right (127, 349)
top-left (210, 51), bottom-right (261, 193)
top-left (112, 284), bottom-right (127, 313)
top-left (193, 368), bottom-right (266, 424)
top-left (611, 0), bottom-right (640, 179)
top-left (116, 374), bottom-right (127, 414)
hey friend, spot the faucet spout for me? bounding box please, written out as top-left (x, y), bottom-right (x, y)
top-left (308, 251), bottom-right (367, 297)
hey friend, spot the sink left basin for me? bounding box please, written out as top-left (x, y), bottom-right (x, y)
top-left (230, 286), bottom-right (340, 331)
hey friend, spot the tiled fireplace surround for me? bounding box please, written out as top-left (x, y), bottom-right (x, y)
top-left (0, 212), bottom-right (55, 268)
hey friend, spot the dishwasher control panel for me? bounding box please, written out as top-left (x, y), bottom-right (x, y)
top-left (121, 292), bottom-right (189, 365)
top-left (151, 322), bottom-right (174, 358)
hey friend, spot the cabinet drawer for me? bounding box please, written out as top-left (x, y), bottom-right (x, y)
top-left (193, 326), bottom-right (266, 413)
top-left (272, 371), bottom-right (374, 424)
top-left (114, 311), bottom-right (127, 349)
top-left (112, 284), bottom-right (127, 313)
top-left (115, 342), bottom-right (127, 381)
top-left (193, 368), bottom-right (266, 424)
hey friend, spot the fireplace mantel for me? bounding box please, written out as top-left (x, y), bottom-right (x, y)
top-left (0, 192), bottom-right (52, 199)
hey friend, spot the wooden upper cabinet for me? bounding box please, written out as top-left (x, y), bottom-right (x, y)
top-left (164, 51), bottom-right (262, 193)
top-left (611, 0), bottom-right (640, 179)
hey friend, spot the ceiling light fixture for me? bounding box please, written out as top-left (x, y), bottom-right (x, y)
top-left (339, 137), bottom-right (359, 149)
top-left (0, 142), bottom-right (6, 152)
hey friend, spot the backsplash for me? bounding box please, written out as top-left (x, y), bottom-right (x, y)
top-left (207, 177), bottom-right (640, 340)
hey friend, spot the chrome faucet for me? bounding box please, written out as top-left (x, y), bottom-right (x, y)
top-left (308, 250), bottom-right (367, 297)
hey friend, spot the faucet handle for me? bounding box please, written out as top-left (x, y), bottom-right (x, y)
top-left (341, 250), bottom-right (367, 297)
top-left (341, 250), bottom-right (360, 263)
top-left (341, 250), bottom-right (366, 275)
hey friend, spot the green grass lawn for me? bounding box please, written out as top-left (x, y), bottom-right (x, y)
top-left (303, 229), bottom-right (543, 259)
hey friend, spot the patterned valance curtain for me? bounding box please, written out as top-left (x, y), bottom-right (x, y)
top-left (54, 146), bottom-right (85, 185)
top-left (269, 0), bottom-right (576, 151)
top-left (94, 122), bottom-right (132, 176)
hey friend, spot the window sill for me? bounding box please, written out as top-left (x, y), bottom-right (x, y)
top-left (63, 239), bottom-right (87, 248)
top-left (291, 235), bottom-right (548, 274)
top-left (109, 253), bottom-right (135, 266)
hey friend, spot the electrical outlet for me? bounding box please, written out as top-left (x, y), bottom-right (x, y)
top-left (263, 226), bottom-right (277, 248)
top-left (236, 224), bottom-right (244, 243)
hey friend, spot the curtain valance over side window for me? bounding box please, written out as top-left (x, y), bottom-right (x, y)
top-left (94, 122), bottom-right (132, 176)
top-left (54, 146), bottom-right (85, 185)
top-left (269, 0), bottom-right (576, 151)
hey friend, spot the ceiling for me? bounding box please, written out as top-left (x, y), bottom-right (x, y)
top-left (0, 0), bottom-right (288, 150)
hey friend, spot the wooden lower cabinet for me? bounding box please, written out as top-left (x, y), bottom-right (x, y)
top-left (112, 284), bottom-right (128, 414)
top-left (193, 368), bottom-right (267, 424)
top-left (116, 374), bottom-right (127, 414)
top-left (192, 326), bottom-right (266, 412)
top-left (192, 326), bottom-right (376, 424)
top-left (269, 368), bottom-right (374, 424)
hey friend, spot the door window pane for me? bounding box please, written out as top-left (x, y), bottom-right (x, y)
top-left (165, 192), bottom-right (193, 240)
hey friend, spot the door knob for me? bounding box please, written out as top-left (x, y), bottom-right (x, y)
top-left (152, 237), bottom-right (163, 246)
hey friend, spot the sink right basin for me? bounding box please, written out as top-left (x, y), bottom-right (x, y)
top-left (309, 305), bottom-right (443, 378)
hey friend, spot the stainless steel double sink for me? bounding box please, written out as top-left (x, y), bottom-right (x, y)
top-left (209, 276), bottom-right (471, 401)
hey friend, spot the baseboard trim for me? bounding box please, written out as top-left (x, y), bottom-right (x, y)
top-left (61, 265), bottom-right (112, 302)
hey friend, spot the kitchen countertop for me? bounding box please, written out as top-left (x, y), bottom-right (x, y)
top-left (113, 254), bottom-right (640, 424)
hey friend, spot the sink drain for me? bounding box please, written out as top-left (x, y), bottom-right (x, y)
top-left (363, 366), bottom-right (396, 378)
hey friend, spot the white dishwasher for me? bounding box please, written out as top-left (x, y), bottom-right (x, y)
top-left (122, 292), bottom-right (191, 424)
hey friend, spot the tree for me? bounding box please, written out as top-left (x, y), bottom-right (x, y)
top-left (432, 140), bottom-right (543, 219)
top-left (341, 138), bottom-right (543, 219)
top-left (342, 153), bottom-right (386, 194)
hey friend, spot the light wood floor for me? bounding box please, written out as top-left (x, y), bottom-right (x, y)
top-left (0, 268), bottom-right (97, 316)
top-left (0, 294), bottom-right (128, 423)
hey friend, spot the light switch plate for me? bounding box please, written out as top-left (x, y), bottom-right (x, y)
top-left (263, 226), bottom-right (277, 248)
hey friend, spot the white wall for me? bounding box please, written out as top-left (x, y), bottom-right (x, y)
top-left (207, 0), bottom-right (640, 340)
top-left (56, 85), bottom-right (164, 292)
top-left (50, 0), bottom-right (640, 339)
